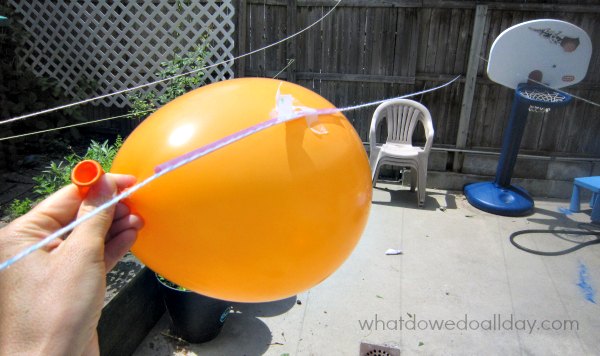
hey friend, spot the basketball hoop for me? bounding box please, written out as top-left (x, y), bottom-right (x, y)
top-left (466, 19), bottom-right (590, 217)
top-left (516, 84), bottom-right (572, 112)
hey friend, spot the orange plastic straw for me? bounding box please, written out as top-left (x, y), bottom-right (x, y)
top-left (71, 160), bottom-right (104, 197)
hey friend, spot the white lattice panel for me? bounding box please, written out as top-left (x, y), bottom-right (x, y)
top-left (9, 0), bottom-right (235, 107)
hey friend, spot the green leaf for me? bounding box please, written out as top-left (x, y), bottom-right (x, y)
top-left (7, 198), bottom-right (34, 219)
top-left (126, 36), bottom-right (211, 120)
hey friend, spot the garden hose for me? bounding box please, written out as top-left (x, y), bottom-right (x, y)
top-left (510, 223), bottom-right (600, 256)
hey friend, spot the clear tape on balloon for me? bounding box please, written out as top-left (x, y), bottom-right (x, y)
top-left (274, 85), bottom-right (327, 134)
top-left (155, 90), bottom-right (323, 173)
top-left (0, 75), bottom-right (460, 271)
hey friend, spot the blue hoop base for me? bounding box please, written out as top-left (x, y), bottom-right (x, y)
top-left (464, 182), bottom-right (534, 217)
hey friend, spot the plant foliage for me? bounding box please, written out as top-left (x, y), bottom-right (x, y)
top-left (157, 274), bottom-right (187, 291)
top-left (6, 137), bottom-right (123, 219)
top-left (32, 137), bottom-right (123, 197)
top-left (128, 37), bottom-right (211, 120)
top-left (7, 198), bottom-right (33, 220)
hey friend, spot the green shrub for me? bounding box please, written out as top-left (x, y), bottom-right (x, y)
top-left (82, 136), bottom-right (123, 173)
top-left (6, 137), bottom-right (123, 219)
top-left (157, 274), bottom-right (187, 291)
top-left (33, 136), bottom-right (123, 195)
top-left (32, 159), bottom-right (75, 197)
top-left (7, 198), bottom-right (33, 220)
top-left (128, 39), bottom-right (210, 120)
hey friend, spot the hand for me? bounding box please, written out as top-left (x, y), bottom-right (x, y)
top-left (0, 173), bottom-right (143, 355)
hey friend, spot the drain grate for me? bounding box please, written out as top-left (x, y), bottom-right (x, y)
top-left (359, 342), bottom-right (401, 356)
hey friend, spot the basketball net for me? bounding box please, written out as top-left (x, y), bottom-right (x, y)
top-left (518, 86), bottom-right (570, 113)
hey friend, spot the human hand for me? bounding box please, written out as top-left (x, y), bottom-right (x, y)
top-left (0, 173), bottom-right (143, 355)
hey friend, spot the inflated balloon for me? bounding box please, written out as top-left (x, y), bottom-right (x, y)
top-left (111, 78), bottom-right (372, 302)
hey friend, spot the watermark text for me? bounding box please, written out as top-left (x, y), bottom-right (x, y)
top-left (358, 314), bottom-right (579, 335)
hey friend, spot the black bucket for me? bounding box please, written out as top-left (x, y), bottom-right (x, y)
top-left (157, 276), bottom-right (232, 343)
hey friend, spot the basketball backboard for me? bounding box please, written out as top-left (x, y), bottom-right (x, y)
top-left (487, 19), bottom-right (592, 89)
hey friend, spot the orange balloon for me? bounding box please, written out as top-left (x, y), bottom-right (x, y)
top-left (111, 78), bottom-right (372, 302)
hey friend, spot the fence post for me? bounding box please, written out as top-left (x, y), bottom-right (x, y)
top-left (236, 0), bottom-right (247, 78)
top-left (286, 0), bottom-right (297, 83)
top-left (453, 4), bottom-right (488, 172)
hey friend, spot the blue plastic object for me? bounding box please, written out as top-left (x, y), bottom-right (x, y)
top-left (569, 176), bottom-right (600, 223)
top-left (465, 84), bottom-right (572, 216)
top-left (465, 182), bottom-right (534, 216)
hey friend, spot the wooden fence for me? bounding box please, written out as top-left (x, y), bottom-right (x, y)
top-left (2, 0), bottom-right (599, 172)
top-left (234, 0), bottom-right (600, 163)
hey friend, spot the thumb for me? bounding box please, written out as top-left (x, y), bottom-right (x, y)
top-left (61, 174), bottom-right (119, 264)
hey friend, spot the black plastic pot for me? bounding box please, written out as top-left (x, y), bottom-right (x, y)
top-left (156, 275), bottom-right (232, 343)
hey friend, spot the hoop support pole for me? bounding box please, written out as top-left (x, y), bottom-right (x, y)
top-left (494, 92), bottom-right (530, 187)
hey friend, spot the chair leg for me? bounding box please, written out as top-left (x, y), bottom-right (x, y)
top-left (372, 162), bottom-right (381, 187)
top-left (417, 166), bottom-right (427, 208)
top-left (410, 168), bottom-right (416, 192)
top-left (369, 154), bottom-right (378, 173)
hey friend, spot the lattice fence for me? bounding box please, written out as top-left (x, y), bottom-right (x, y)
top-left (9, 0), bottom-right (235, 107)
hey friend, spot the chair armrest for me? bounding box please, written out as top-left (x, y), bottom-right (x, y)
top-left (422, 113), bottom-right (435, 153)
top-left (369, 104), bottom-right (387, 158)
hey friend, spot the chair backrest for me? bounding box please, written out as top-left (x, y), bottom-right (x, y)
top-left (369, 99), bottom-right (434, 152)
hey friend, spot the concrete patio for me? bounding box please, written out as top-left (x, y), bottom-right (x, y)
top-left (134, 184), bottom-right (600, 355)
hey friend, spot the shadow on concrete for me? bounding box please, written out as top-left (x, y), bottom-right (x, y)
top-left (372, 186), bottom-right (457, 212)
top-left (199, 312), bottom-right (273, 356)
top-left (233, 295), bottom-right (297, 317)
top-left (528, 205), bottom-right (584, 229)
top-left (134, 297), bottom-right (298, 356)
top-left (148, 298), bottom-right (298, 356)
top-left (509, 226), bottom-right (600, 257)
top-left (139, 312), bottom-right (273, 356)
top-left (196, 297), bottom-right (297, 355)
top-left (431, 191), bottom-right (458, 210)
top-left (503, 202), bottom-right (600, 257)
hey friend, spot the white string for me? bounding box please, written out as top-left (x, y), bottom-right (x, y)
top-left (3, 5), bottom-right (599, 129)
top-left (526, 78), bottom-right (600, 108)
top-left (0, 110), bottom-right (154, 142)
top-left (479, 55), bottom-right (600, 108)
top-left (272, 59), bottom-right (296, 79)
top-left (0, 75), bottom-right (459, 271)
top-left (0, 1), bottom-right (342, 126)
top-left (336, 75), bottom-right (460, 112)
top-left (0, 75), bottom-right (457, 144)
top-left (0, 71), bottom-right (457, 143)
top-left (0, 56), bottom-right (302, 142)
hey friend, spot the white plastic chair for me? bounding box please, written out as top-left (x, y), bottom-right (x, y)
top-left (369, 99), bottom-right (434, 207)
